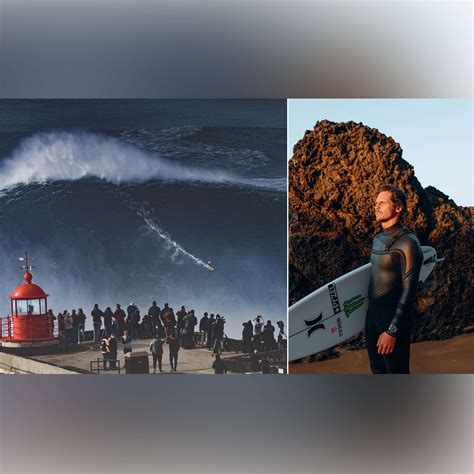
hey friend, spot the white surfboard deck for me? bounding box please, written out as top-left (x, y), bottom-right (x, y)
top-left (289, 246), bottom-right (439, 362)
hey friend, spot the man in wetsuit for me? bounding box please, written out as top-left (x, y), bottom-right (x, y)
top-left (366, 184), bottom-right (423, 374)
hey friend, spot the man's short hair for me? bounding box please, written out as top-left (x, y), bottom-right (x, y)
top-left (380, 184), bottom-right (407, 213)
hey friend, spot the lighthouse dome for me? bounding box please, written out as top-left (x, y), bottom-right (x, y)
top-left (10, 272), bottom-right (49, 299)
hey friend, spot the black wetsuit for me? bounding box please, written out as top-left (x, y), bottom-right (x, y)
top-left (366, 222), bottom-right (423, 374)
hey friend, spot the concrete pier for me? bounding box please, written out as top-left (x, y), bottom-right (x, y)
top-left (0, 338), bottom-right (286, 374)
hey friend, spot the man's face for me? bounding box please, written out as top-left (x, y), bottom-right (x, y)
top-left (374, 191), bottom-right (402, 223)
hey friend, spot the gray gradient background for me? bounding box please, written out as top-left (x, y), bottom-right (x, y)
top-left (0, 1), bottom-right (473, 474)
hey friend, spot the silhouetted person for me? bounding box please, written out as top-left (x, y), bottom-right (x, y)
top-left (242, 320), bottom-right (253, 353)
top-left (108, 334), bottom-right (118, 369)
top-left (176, 305), bottom-right (186, 334)
top-left (103, 307), bottom-right (114, 336)
top-left (199, 312), bottom-right (209, 346)
top-left (162, 304), bottom-right (176, 338)
top-left (47, 309), bottom-right (56, 337)
top-left (212, 354), bottom-right (227, 375)
top-left (63, 310), bottom-right (73, 347)
top-left (260, 358), bottom-right (271, 374)
top-left (212, 354), bottom-right (227, 374)
top-left (71, 309), bottom-right (79, 343)
top-left (114, 304), bottom-right (126, 337)
top-left (168, 332), bottom-right (180, 372)
top-left (149, 335), bottom-right (165, 373)
top-left (122, 330), bottom-right (132, 355)
top-left (277, 321), bottom-right (286, 350)
top-left (77, 308), bottom-right (86, 343)
top-left (250, 350), bottom-right (260, 372)
top-left (183, 309), bottom-right (197, 348)
top-left (91, 304), bottom-right (104, 341)
top-left (148, 301), bottom-right (162, 336)
top-left (263, 320), bottom-right (276, 351)
top-left (207, 314), bottom-right (215, 349)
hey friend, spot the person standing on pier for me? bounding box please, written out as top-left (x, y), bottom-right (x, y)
top-left (108, 334), bottom-right (118, 369)
top-left (212, 354), bottom-right (227, 374)
top-left (103, 307), bottom-right (114, 337)
top-left (122, 330), bottom-right (133, 355)
top-left (91, 304), bottom-right (104, 341)
top-left (63, 310), bottom-right (73, 347)
top-left (114, 304), bottom-right (126, 337)
top-left (149, 334), bottom-right (165, 373)
top-left (77, 308), bottom-right (86, 343)
top-left (148, 301), bottom-right (162, 336)
top-left (168, 331), bottom-right (180, 372)
top-left (199, 312), bottom-right (209, 346)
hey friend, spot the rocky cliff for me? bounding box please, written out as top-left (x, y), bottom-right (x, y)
top-left (289, 120), bottom-right (473, 348)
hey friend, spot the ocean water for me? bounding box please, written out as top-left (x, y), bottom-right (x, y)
top-left (0, 100), bottom-right (287, 338)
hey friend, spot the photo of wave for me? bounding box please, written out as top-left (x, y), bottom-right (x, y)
top-left (0, 100), bottom-right (287, 340)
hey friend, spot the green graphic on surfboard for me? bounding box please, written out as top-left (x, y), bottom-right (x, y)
top-left (343, 295), bottom-right (364, 318)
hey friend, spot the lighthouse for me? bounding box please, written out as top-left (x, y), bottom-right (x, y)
top-left (0, 253), bottom-right (58, 352)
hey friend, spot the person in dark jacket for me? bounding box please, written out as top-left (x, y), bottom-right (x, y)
top-left (199, 312), bottom-right (209, 346)
top-left (148, 301), bottom-right (162, 336)
top-left (168, 331), bottom-right (180, 372)
top-left (100, 335), bottom-right (110, 370)
top-left (162, 306), bottom-right (176, 338)
top-left (114, 304), bottom-right (126, 337)
top-left (77, 308), bottom-right (86, 343)
top-left (182, 309), bottom-right (197, 348)
top-left (47, 309), bottom-right (56, 338)
top-left (91, 304), bottom-right (104, 342)
top-left (108, 334), bottom-right (118, 369)
top-left (207, 314), bottom-right (215, 349)
top-left (126, 302), bottom-right (136, 335)
top-left (277, 321), bottom-right (286, 350)
top-left (122, 330), bottom-right (132, 355)
top-left (141, 313), bottom-right (153, 339)
top-left (260, 358), bottom-right (271, 374)
top-left (262, 320), bottom-right (276, 351)
top-left (131, 306), bottom-right (141, 339)
top-left (103, 307), bottom-right (114, 337)
top-left (71, 309), bottom-right (79, 343)
top-left (242, 320), bottom-right (253, 353)
top-left (176, 305), bottom-right (187, 334)
top-left (212, 354), bottom-right (227, 374)
top-left (149, 335), bottom-right (165, 373)
top-left (57, 311), bottom-right (65, 340)
top-left (160, 303), bottom-right (170, 326)
top-left (213, 315), bottom-right (225, 354)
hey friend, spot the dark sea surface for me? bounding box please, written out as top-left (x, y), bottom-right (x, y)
top-left (0, 100), bottom-right (287, 337)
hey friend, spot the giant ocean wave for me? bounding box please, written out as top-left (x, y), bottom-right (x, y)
top-left (0, 132), bottom-right (285, 192)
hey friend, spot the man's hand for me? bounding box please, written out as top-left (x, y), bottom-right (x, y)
top-left (377, 332), bottom-right (396, 355)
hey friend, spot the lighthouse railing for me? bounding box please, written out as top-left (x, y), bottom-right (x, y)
top-left (0, 315), bottom-right (57, 342)
top-left (0, 317), bottom-right (12, 341)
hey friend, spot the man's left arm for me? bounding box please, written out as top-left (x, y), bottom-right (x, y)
top-left (388, 236), bottom-right (423, 335)
top-left (378, 236), bottom-right (423, 355)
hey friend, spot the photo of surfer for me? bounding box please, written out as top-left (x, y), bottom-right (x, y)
top-left (0, 99), bottom-right (287, 374)
top-left (288, 99), bottom-right (473, 374)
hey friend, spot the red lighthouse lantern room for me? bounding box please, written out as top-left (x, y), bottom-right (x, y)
top-left (0, 253), bottom-right (57, 349)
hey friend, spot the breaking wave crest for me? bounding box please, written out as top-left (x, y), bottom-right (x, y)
top-left (0, 131), bottom-right (284, 192)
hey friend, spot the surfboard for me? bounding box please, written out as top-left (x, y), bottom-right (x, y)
top-left (289, 246), bottom-right (442, 362)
